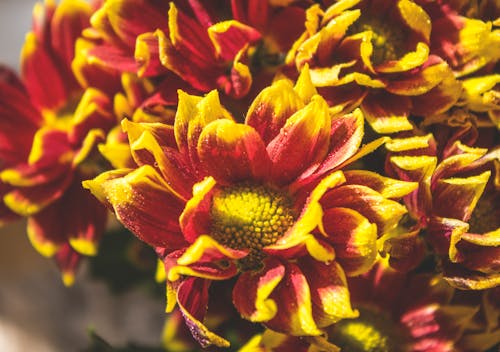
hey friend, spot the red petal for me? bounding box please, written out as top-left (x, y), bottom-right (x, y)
top-left (233, 257), bottom-right (286, 322)
top-left (267, 96), bottom-right (331, 185)
top-left (83, 166), bottom-right (187, 249)
top-left (298, 257), bottom-right (358, 327)
top-left (265, 262), bottom-right (322, 335)
top-left (198, 120), bottom-right (271, 184)
top-left (176, 278), bottom-right (230, 348)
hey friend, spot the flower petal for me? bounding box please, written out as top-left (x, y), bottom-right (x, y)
top-left (410, 68), bottom-right (462, 117)
top-left (245, 79), bottom-right (304, 144)
top-left (265, 262), bottom-right (322, 336)
top-left (54, 243), bottom-right (82, 287)
top-left (343, 170), bottom-right (418, 199)
top-left (309, 109), bottom-right (364, 179)
top-left (361, 91), bottom-right (413, 133)
top-left (174, 90), bottom-right (232, 165)
top-left (198, 119), bottom-right (272, 184)
top-left (179, 176), bottom-right (216, 243)
top-left (177, 235), bottom-right (248, 267)
top-left (385, 60), bottom-right (451, 96)
top-left (375, 42), bottom-right (429, 73)
top-left (176, 278), bottom-right (230, 348)
top-left (208, 20), bottom-right (261, 61)
top-left (433, 171), bottom-right (490, 222)
top-left (233, 257), bottom-right (286, 322)
top-left (323, 207), bottom-right (377, 276)
top-left (267, 95), bottom-right (331, 184)
top-left (321, 184), bottom-right (408, 237)
top-left (122, 119), bottom-right (193, 200)
top-left (267, 171), bottom-right (345, 261)
top-left (50, 0), bottom-right (92, 73)
top-left (298, 257), bottom-right (358, 327)
top-left (83, 165), bottom-right (186, 249)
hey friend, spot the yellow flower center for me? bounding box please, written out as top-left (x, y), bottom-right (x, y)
top-left (349, 16), bottom-right (405, 65)
top-left (210, 184), bottom-right (296, 270)
top-left (329, 308), bottom-right (405, 352)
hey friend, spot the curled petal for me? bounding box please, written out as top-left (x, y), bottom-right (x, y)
top-left (385, 60), bottom-right (451, 96)
top-left (397, 0), bottom-right (431, 42)
top-left (266, 262), bottom-right (322, 336)
top-left (207, 20), bottom-right (261, 61)
top-left (443, 262), bottom-right (500, 290)
top-left (179, 176), bottom-right (216, 243)
top-left (122, 119), bottom-right (193, 200)
top-left (323, 207), bottom-right (377, 276)
top-left (382, 228), bottom-right (426, 271)
top-left (233, 257), bottom-right (286, 322)
top-left (321, 184), bottom-right (408, 237)
top-left (361, 91), bottom-right (413, 133)
top-left (433, 171), bottom-right (490, 222)
top-left (411, 69), bottom-right (462, 117)
top-left (343, 170), bottom-right (418, 199)
top-left (176, 278), bottom-right (230, 348)
top-left (176, 235), bottom-right (248, 266)
top-left (299, 257), bottom-right (358, 327)
top-left (452, 229), bottom-right (500, 274)
top-left (269, 171), bottom-right (345, 261)
top-left (375, 42), bottom-right (429, 73)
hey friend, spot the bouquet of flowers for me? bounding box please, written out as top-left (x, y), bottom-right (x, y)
top-left (1, 0), bottom-right (499, 351)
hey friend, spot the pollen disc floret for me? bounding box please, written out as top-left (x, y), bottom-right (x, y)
top-left (210, 183), bottom-right (296, 269)
top-left (329, 308), bottom-right (405, 352)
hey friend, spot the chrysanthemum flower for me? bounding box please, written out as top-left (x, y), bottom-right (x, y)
top-left (385, 123), bottom-right (500, 290)
top-left (244, 262), bottom-right (494, 352)
top-left (86, 0), bottom-right (306, 99)
top-left (286, 0), bottom-right (462, 133)
top-left (416, 0), bottom-right (500, 77)
top-left (84, 68), bottom-right (416, 347)
top-left (0, 0), bottom-right (117, 284)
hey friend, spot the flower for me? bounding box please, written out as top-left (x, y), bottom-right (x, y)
top-left (385, 121), bottom-right (500, 290)
top-left (0, 0), bottom-right (116, 284)
top-left (286, 0), bottom-right (462, 133)
top-left (245, 262), bottom-right (494, 352)
top-left (417, 0), bottom-right (500, 77)
top-left (86, 0), bottom-right (306, 99)
top-left (84, 68), bottom-right (416, 347)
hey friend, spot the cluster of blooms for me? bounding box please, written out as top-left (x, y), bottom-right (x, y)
top-left (1, 0), bottom-right (499, 350)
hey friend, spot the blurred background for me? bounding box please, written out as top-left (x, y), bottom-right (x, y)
top-left (0, 1), bottom-right (165, 350)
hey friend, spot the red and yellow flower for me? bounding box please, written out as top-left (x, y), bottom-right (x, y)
top-left (245, 262), bottom-right (496, 352)
top-left (385, 122), bottom-right (500, 290)
top-left (286, 0), bottom-right (462, 133)
top-left (84, 68), bottom-right (416, 347)
top-left (417, 0), bottom-right (500, 77)
top-left (85, 0), bottom-right (306, 100)
top-left (0, 0), bottom-right (117, 284)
